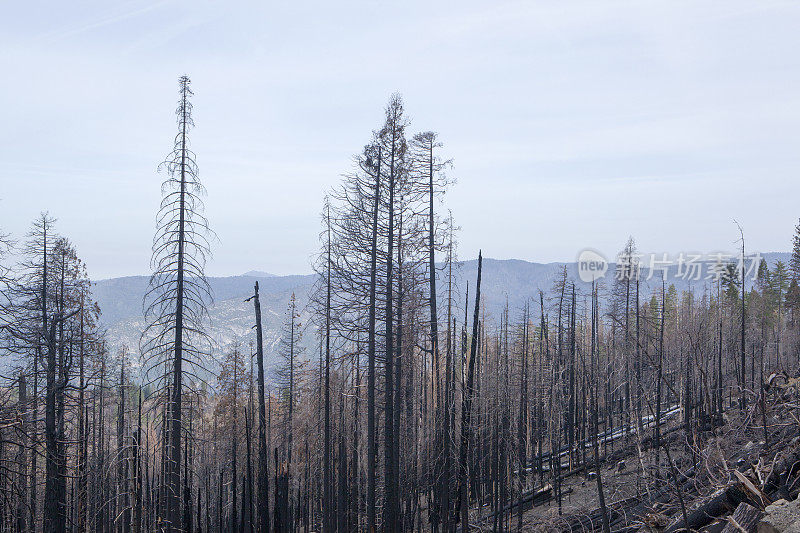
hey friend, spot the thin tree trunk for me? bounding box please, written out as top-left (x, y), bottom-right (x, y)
top-left (366, 147), bottom-right (381, 533)
top-left (459, 252), bottom-right (482, 532)
top-left (384, 121), bottom-right (398, 532)
top-left (324, 205), bottom-right (332, 533)
top-left (591, 283), bottom-right (611, 533)
top-left (251, 282), bottom-right (270, 533)
top-left (165, 80), bottom-right (191, 533)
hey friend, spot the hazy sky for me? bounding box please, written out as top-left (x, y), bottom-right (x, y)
top-left (2, 1), bottom-right (800, 279)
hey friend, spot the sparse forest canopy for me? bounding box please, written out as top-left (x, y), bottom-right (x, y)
top-left (0, 78), bottom-right (799, 533)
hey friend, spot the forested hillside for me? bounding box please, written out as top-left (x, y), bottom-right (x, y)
top-left (1, 78), bottom-right (799, 533)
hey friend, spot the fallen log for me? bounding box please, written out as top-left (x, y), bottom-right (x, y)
top-left (764, 445), bottom-right (800, 501)
top-left (476, 483), bottom-right (574, 524)
top-left (665, 483), bottom-right (749, 533)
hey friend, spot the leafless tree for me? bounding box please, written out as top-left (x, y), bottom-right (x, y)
top-left (141, 75), bottom-right (213, 533)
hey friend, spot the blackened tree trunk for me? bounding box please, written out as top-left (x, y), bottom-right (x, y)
top-left (384, 115), bottom-right (398, 532)
top-left (231, 364), bottom-right (238, 533)
top-left (43, 234), bottom-right (65, 533)
top-left (394, 206), bottom-right (404, 526)
top-left (324, 204), bottom-right (333, 532)
top-left (166, 81), bottom-right (191, 533)
top-left (459, 252), bottom-right (482, 533)
top-left (30, 347), bottom-right (39, 532)
top-left (366, 147), bottom-right (381, 533)
top-left (440, 220), bottom-right (455, 532)
top-left (184, 410), bottom-right (193, 533)
top-left (739, 225), bottom-right (747, 410)
top-left (337, 401), bottom-right (347, 533)
top-left (517, 305), bottom-right (529, 532)
top-left (117, 355), bottom-right (131, 533)
top-left (350, 359), bottom-right (360, 532)
top-left (250, 282), bottom-right (270, 533)
top-left (142, 77), bottom-right (212, 533)
top-left (135, 392), bottom-right (143, 533)
top-left (655, 276), bottom-right (665, 478)
top-left (245, 404), bottom-right (255, 533)
top-left (591, 284), bottom-right (611, 533)
top-left (423, 134), bottom-right (443, 531)
top-left (44, 282), bottom-right (66, 533)
top-left (16, 373), bottom-right (28, 533)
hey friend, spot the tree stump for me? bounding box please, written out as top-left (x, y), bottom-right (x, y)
top-left (722, 502), bottom-right (763, 533)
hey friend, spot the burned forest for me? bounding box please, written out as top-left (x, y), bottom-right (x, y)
top-left (2, 68), bottom-right (800, 533)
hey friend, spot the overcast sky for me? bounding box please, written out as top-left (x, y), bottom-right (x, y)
top-left (2, 1), bottom-right (800, 279)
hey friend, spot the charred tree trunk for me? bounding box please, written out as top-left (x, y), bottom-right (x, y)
top-left (459, 252), bottom-right (482, 533)
top-left (591, 284), bottom-right (611, 533)
top-left (16, 374), bottom-right (28, 533)
top-left (384, 120), bottom-right (398, 532)
top-left (517, 305), bottom-right (529, 532)
top-left (324, 206), bottom-right (333, 533)
top-left (366, 147), bottom-right (381, 533)
top-left (251, 282), bottom-right (270, 533)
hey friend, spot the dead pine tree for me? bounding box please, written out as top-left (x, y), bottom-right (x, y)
top-left (134, 390), bottom-right (143, 533)
top-left (43, 237), bottom-right (83, 533)
top-left (517, 303), bottom-right (529, 532)
top-left (245, 350), bottom-right (256, 533)
top-left (141, 75), bottom-right (213, 533)
top-left (117, 348), bottom-right (132, 533)
top-left (409, 130), bottom-right (451, 531)
top-left (13, 213), bottom-right (55, 532)
top-left (366, 146), bottom-right (382, 533)
top-left (441, 214), bottom-right (458, 532)
top-left (735, 221), bottom-right (747, 409)
top-left (246, 281), bottom-right (270, 533)
top-left (13, 213), bottom-right (56, 532)
top-left (275, 292), bottom-right (305, 531)
top-left (381, 94), bottom-right (408, 532)
top-left (216, 344), bottom-right (245, 533)
top-left (324, 200), bottom-right (333, 533)
top-left (590, 282), bottom-right (611, 533)
top-left (16, 372), bottom-right (28, 533)
top-left (654, 275), bottom-right (665, 478)
top-left (459, 252), bottom-right (482, 533)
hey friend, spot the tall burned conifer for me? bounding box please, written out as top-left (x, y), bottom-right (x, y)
top-left (141, 76), bottom-right (212, 533)
top-left (366, 145), bottom-right (381, 532)
top-left (247, 281), bottom-right (270, 533)
top-left (13, 213), bottom-right (56, 531)
top-left (459, 252), bottom-right (482, 532)
top-left (380, 95), bottom-right (408, 531)
top-left (275, 292), bottom-right (305, 528)
top-left (324, 200), bottom-right (333, 532)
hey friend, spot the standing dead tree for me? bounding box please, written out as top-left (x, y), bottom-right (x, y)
top-left (459, 252), bottom-right (482, 532)
top-left (246, 281), bottom-right (270, 533)
top-left (141, 75), bottom-right (213, 533)
top-left (274, 292), bottom-right (306, 529)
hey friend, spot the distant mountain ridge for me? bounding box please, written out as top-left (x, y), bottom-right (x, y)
top-left (91, 253), bottom-right (790, 371)
top-left (92, 273), bottom-right (314, 327)
top-left (241, 270), bottom-right (278, 278)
